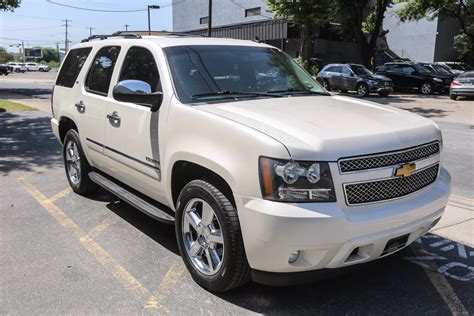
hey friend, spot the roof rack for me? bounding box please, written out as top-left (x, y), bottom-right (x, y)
top-left (81, 33), bottom-right (141, 43)
top-left (113, 31), bottom-right (202, 37)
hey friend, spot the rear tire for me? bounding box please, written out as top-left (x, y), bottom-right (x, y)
top-left (175, 180), bottom-right (250, 292)
top-left (322, 79), bottom-right (331, 91)
top-left (62, 129), bottom-right (97, 195)
top-left (450, 94), bottom-right (457, 100)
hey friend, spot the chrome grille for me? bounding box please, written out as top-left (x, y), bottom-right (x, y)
top-left (344, 164), bottom-right (439, 205)
top-left (339, 142), bottom-right (439, 173)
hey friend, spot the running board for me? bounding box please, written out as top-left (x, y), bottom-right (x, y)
top-left (89, 171), bottom-right (175, 224)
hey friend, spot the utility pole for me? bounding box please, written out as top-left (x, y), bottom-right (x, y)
top-left (147, 5), bottom-right (160, 35)
top-left (87, 27), bottom-right (95, 37)
top-left (21, 41), bottom-right (25, 62)
top-left (123, 24), bottom-right (130, 31)
top-left (207, 0), bottom-right (212, 37)
top-left (56, 42), bottom-right (60, 61)
top-left (62, 19), bottom-right (71, 53)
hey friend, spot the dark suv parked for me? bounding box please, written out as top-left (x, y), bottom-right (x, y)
top-left (317, 63), bottom-right (393, 97)
top-left (376, 62), bottom-right (451, 95)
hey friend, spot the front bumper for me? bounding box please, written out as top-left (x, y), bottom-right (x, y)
top-left (235, 167), bottom-right (451, 276)
top-left (368, 84), bottom-right (393, 93)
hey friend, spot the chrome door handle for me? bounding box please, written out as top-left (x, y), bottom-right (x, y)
top-left (107, 111), bottom-right (121, 124)
top-left (75, 101), bottom-right (85, 113)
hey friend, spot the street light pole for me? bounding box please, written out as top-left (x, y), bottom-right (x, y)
top-left (147, 5), bottom-right (160, 35)
top-left (207, 0), bottom-right (212, 37)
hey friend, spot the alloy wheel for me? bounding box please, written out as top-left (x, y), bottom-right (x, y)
top-left (357, 84), bottom-right (367, 96)
top-left (421, 83), bottom-right (432, 95)
top-left (65, 140), bottom-right (81, 185)
top-left (182, 198), bottom-right (224, 276)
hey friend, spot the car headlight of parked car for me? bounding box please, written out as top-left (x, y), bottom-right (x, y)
top-left (259, 157), bottom-right (336, 202)
top-left (433, 77), bottom-right (443, 82)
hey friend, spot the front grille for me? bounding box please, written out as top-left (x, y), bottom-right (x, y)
top-left (339, 142), bottom-right (440, 173)
top-left (344, 164), bottom-right (439, 205)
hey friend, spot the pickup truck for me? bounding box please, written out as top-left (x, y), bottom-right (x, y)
top-left (51, 34), bottom-right (451, 292)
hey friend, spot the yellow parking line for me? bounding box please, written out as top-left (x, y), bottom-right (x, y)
top-left (48, 187), bottom-right (72, 203)
top-left (17, 177), bottom-right (169, 314)
top-left (88, 215), bottom-right (115, 239)
top-left (411, 247), bottom-right (469, 315)
top-left (146, 262), bottom-right (186, 310)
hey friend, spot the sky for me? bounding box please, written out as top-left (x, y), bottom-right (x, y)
top-left (0, 0), bottom-right (174, 52)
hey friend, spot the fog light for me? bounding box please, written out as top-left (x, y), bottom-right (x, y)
top-left (288, 251), bottom-right (300, 263)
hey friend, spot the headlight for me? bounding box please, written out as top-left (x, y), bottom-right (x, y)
top-left (433, 77), bottom-right (443, 82)
top-left (259, 157), bottom-right (336, 202)
top-left (368, 80), bottom-right (378, 86)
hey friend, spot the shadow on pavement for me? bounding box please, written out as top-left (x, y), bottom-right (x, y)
top-left (0, 111), bottom-right (62, 175)
top-left (400, 106), bottom-right (451, 118)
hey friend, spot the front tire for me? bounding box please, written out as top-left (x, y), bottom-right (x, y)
top-left (356, 83), bottom-right (369, 97)
top-left (176, 180), bottom-right (250, 292)
top-left (62, 129), bottom-right (97, 195)
top-left (420, 82), bottom-right (432, 95)
top-left (379, 91), bottom-right (390, 97)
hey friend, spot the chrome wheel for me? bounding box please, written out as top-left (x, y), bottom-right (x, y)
top-left (421, 83), bottom-right (432, 95)
top-left (182, 198), bottom-right (224, 276)
top-left (65, 140), bottom-right (81, 185)
top-left (357, 84), bottom-right (367, 96)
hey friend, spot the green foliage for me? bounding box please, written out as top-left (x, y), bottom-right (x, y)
top-left (454, 33), bottom-right (474, 64)
top-left (38, 60), bottom-right (60, 68)
top-left (0, 47), bottom-right (14, 63)
top-left (41, 48), bottom-right (60, 63)
top-left (0, 0), bottom-right (21, 11)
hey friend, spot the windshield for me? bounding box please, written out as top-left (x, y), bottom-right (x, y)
top-left (164, 45), bottom-right (326, 103)
top-left (350, 64), bottom-right (373, 76)
top-left (432, 64), bottom-right (452, 75)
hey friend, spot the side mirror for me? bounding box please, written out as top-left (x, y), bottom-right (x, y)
top-left (113, 80), bottom-right (163, 112)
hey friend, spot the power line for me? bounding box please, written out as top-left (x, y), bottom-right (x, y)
top-left (46, 0), bottom-right (148, 12)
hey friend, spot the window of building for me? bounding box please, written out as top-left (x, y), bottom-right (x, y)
top-left (119, 46), bottom-right (161, 92)
top-left (200, 16), bottom-right (209, 24)
top-left (245, 7), bottom-right (261, 17)
top-left (86, 46), bottom-right (121, 95)
top-left (56, 47), bottom-right (92, 88)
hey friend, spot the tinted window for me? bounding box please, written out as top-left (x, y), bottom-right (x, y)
top-left (327, 66), bottom-right (342, 73)
top-left (351, 64), bottom-right (372, 76)
top-left (402, 66), bottom-right (415, 74)
top-left (387, 65), bottom-right (403, 73)
top-left (342, 67), bottom-right (352, 75)
top-left (56, 47), bottom-right (92, 88)
top-left (119, 46), bottom-right (161, 92)
top-left (459, 71), bottom-right (474, 78)
top-left (86, 46), bottom-right (121, 95)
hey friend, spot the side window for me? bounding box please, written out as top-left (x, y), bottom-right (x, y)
top-left (342, 67), bottom-right (352, 75)
top-left (403, 66), bottom-right (415, 75)
top-left (327, 66), bottom-right (342, 73)
top-left (119, 46), bottom-right (161, 92)
top-left (56, 47), bottom-right (92, 88)
top-left (86, 46), bottom-right (121, 95)
top-left (387, 65), bottom-right (402, 73)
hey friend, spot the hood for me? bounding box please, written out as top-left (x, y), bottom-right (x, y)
top-left (360, 74), bottom-right (391, 81)
top-left (198, 95), bottom-right (440, 161)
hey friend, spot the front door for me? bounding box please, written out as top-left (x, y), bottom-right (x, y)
top-left (104, 46), bottom-right (165, 201)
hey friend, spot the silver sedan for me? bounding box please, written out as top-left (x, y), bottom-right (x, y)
top-left (450, 71), bottom-right (474, 100)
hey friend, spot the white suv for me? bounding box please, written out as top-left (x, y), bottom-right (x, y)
top-left (51, 34), bottom-right (451, 292)
top-left (25, 62), bottom-right (51, 72)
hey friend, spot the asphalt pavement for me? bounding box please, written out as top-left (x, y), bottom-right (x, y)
top-left (1, 74), bottom-right (473, 314)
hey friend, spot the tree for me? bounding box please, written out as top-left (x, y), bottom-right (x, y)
top-left (0, 47), bottom-right (14, 63)
top-left (42, 47), bottom-right (59, 63)
top-left (397, 0), bottom-right (473, 64)
top-left (1, 0), bottom-right (21, 11)
top-left (268, 0), bottom-right (331, 69)
top-left (331, 0), bottom-right (391, 69)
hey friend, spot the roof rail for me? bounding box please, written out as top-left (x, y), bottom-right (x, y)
top-left (81, 33), bottom-right (141, 43)
top-left (113, 31), bottom-right (202, 37)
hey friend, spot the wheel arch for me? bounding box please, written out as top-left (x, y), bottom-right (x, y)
top-left (58, 116), bottom-right (78, 144)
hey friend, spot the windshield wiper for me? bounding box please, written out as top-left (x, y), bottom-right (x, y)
top-left (266, 88), bottom-right (329, 96)
top-left (192, 90), bottom-right (283, 99)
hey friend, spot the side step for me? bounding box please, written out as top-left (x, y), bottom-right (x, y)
top-left (89, 171), bottom-right (175, 224)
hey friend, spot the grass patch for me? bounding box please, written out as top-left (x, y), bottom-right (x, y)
top-left (0, 99), bottom-right (38, 112)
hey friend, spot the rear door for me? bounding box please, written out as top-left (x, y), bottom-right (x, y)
top-left (327, 66), bottom-right (343, 89)
top-left (341, 66), bottom-right (357, 90)
top-left (104, 45), bottom-right (166, 201)
top-left (75, 45), bottom-right (121, 170)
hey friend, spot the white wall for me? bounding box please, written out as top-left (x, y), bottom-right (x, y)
top-left (172, 0), bottom-right (273, 32)
top-left (384, 3), bottom-right (438, 62)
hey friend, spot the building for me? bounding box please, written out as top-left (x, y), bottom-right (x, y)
top-left (172, 0), bottom-right (363, 65)
top-left (384, 2), bottom-right (460, 62)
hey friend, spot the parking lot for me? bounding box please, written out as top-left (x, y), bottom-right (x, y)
top-left (1, 71), bottom-right (473, 314)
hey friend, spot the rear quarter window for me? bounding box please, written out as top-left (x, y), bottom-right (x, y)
top-left (56, 47), bottom-right (92, 88)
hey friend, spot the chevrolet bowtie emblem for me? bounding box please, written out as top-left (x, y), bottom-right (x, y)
top-left (394, 163), bottom-right (416, 177)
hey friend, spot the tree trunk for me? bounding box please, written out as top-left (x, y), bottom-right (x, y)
top-left (300, 24), bottom-right (313, 71)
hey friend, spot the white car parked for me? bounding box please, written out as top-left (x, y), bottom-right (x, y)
top-left (7, 62), bottom-right (27, 73)
top-left (25, 62), bottom-right (51, 72)
top-left (51, 34), bottom-right (451, 292)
